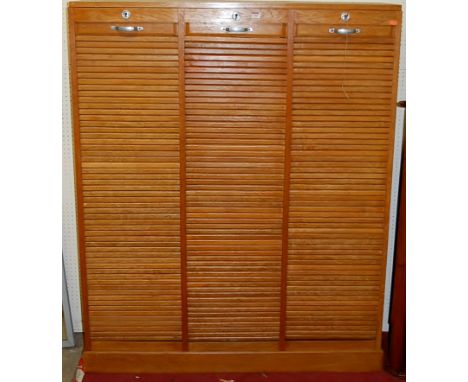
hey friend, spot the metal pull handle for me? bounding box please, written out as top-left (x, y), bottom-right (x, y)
top-left (111, 25), bottom-right (144, 32)
top-left (221, 26), bottom-right (253, 33)
top-left (329, 27), bottom-right (361, 35)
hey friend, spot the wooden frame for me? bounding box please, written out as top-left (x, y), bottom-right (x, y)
top-left (68, 0), bottom-right (402, 373)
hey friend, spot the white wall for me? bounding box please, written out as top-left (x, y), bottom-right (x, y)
top-left (63, 0), bottom-right (82, 332)
top-left (62, 0), bottom-right (406, 333)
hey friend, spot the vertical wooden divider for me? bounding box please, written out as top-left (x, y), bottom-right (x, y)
top-left (279, 10), bottom-right (295, 351)
top-left (178, 8), bottom-right (189, 351)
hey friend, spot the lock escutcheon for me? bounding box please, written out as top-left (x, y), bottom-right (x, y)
top-left (121, 10), bottom-right (131, 19)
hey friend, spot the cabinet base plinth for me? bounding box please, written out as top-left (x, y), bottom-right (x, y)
top-left (83, 350), bottom-right (383, 373)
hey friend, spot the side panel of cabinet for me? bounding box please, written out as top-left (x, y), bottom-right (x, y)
top-left (68, 7), bottom-right (183, 348)
top-left (287, 9), bottom-right (401, 341)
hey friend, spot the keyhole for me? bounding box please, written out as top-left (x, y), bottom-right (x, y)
top-left (232, 12), bottom-right (241, 21)
top-left (341, 12), bottom-right (350, 22)
top-left (122, 10), bottom-right (131, 19)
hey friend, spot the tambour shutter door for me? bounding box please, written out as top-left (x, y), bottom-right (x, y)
top-left (70, 8), bottom-right (182, 343)
top-left (183, 9), bottom-right (288, 341)
top-left (287, 9), bottom-right (401, 340)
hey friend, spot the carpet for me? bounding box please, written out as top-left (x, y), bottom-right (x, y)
top-left (83, 372), bottom-right (404, 382)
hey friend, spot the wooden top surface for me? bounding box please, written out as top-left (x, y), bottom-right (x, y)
top-left (68, 1), bottom-right (402, 11)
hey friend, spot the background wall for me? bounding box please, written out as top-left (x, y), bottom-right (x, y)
top-left (62, 0), bottom-right (406, 333)
top-left (63, 0), bottom-right (82, 332)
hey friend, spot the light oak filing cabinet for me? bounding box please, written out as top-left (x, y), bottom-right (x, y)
top-left (67, 0), bottom-right (402, 373)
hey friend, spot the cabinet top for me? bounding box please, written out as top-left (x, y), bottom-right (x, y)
top-left (68, 1), bottom-right (402, 11)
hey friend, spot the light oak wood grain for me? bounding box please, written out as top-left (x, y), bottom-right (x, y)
top-left (68, 1), bottom-right (401, 372)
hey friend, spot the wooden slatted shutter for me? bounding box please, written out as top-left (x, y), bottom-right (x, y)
top-left (70, 8), bottom-right (183, 344)
top-left (287, 9), bottom-right (401, 341)
top-left (184, 9), bottom-right (288, 342)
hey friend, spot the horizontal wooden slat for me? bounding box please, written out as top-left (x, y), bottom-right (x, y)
top-left (76, 22), bottom-right (177, 36)
top-left (71, 8), bottom-right (178, 23)
top-left (295, 9), bottom-right (400, 25)
top-left (184, 8), bottom-right (288, 23)
top-left (187, 23), bottom-right (286, 37)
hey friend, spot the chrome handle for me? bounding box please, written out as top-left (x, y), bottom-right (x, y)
top-left (221, 26), bottom-right (253, 33)
top-left (111, 25), bottom-right (144, 32)
top-left (329, 27), bottom-right (361, 35)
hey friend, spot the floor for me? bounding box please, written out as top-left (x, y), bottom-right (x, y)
top-left (83, 372), bottom-right (404, 382)
top-left (63, 333), bottom-right (83, 382)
